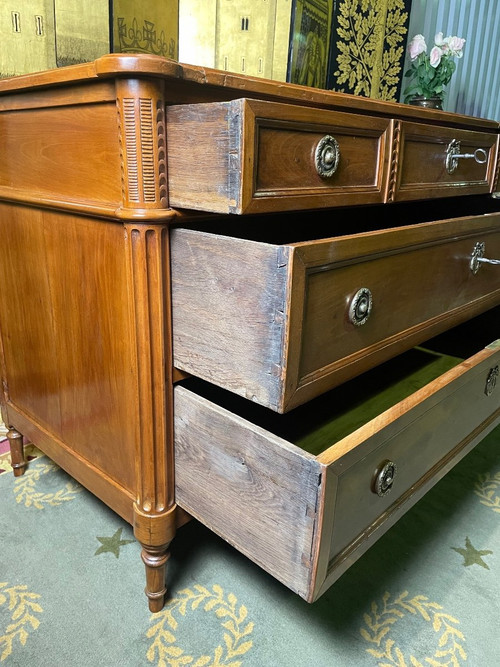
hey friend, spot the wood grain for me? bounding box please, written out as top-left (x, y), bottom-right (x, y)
top-left (171, 215), bottom-right (500, 412)
top-left (174, 320), bottom-right (500, 601)
top-left (174, 385), bottom-right (321, 600)
top-left (166, 98), bottom-right (392, 214)
top-left (396, 121), bottom-right (498, 201)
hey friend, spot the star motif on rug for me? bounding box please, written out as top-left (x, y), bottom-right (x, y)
top-left (451, 536), bottom-right (493, 569)
top-left (95, 527), bottom-right (135, 558)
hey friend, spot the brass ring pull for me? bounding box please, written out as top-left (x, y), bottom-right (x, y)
top-left (372, 460), bottom-right (397, 497)
top-left (446, 139), bottom-right (488, 174)
top-left (315, 135), bottom-right (340, 178)
top-left (348, 288), bottom-right (373, 326)
top-left (470, 241), bottom-right (500, 274)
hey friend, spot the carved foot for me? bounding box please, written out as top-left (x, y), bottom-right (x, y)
top-left (7, 426), bottom-right (26, 477)
top-left (141, 543), bottom-right (171, 612)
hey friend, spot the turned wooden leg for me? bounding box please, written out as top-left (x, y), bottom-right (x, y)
top-left (134, 504), bottom-right (177, 612)
top-left (6, 426), bottom-right (26, 477)
top-left (141, 543), bottom-right (171, 612)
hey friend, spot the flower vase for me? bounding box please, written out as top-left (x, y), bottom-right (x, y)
top-left (408, 95), bottom-right (443, 110)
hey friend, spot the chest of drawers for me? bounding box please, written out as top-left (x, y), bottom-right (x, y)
top-left (0, 54), bottom-right (499, 611)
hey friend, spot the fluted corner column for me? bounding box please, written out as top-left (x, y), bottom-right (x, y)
top-left (125, 222), bottom-right (176, 612)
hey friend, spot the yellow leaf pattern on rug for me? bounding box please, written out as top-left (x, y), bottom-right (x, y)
top-left (13, 460), bottom-right (82, 508)
top-left (474, 471), bottom-right (500, 513)
top-left (146, 584), bottom-right (254, 666)
top-left (360, 591), bottom-right (466, 666)
top-left (0, 583), bottom-right (43, 662)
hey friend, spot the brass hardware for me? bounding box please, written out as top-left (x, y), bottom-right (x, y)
top-left (372, 460), bottom-right (397, 497)
top-left (485, 366), bottom-right (499, 397)
top-left (470, 241), bottom-right (500, 274)
top-left (315, 135), bottom-right (340, 178)
top-left (446, 139), bottom-right (488, 174)
top-left (348, 287), bottom-right (373, 326)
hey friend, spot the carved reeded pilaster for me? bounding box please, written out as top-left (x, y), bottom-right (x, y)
top-left (386, 119), bottom-right (402, 203)
top-left (493, 141), bottom-right (500, 194)
top-left (116, 77), bottom-right (169, 217)
top-left (126, 222), bottom-right (176, 611)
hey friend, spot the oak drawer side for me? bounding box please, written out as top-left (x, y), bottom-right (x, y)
top-left (174, 386), bottom-right (322, 599)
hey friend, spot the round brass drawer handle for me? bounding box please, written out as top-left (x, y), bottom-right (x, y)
top-left (348, 287), bottom-right (373, 326)
top-left (372, 460), bottom-right (397, 497)
top-left (315, 135), bottom-right (340, 178)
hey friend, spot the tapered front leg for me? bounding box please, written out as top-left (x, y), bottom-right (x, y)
top-left (7, 426), bottom-right (26, 477)
top-left (141, 543), bottom-right (171, 612)
top-left (134, 504), bottom-right (177, 612)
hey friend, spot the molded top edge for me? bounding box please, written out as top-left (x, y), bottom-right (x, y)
top-left (0, 53), bottom-right (497, 130)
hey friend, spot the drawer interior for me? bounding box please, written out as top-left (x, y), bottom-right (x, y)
top-left (172, 194), bottom-right (500, 245)
top-left (178, 306), bottom-right (499, 458)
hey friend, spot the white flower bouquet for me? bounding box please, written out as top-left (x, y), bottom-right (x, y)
top-left (403, 32), bottom-right (466, 105)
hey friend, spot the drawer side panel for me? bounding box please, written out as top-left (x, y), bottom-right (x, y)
top-left (174, 386), bottom-right (321, 600)
top-left (171, 229), bottom-right (290, 411)
top-left (166, 101), bottom-right (239, 213)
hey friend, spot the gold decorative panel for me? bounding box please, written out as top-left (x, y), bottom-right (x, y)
top-left (112, 0), bottom-right (179, 60)
top-left (327, 0), bottom-right (411, 101)
top-left (178, 0), bottom-right (292, 81)
top-left (0, 0), bottom-right (179, 77)
top-left (0, 0), bottom-right (56, 76)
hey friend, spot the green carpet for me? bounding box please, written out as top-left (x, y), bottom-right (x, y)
top-left (1, 426), bottom-right (500, 666)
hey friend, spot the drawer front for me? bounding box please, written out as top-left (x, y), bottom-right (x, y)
top-left (166, 98), bottom-right (392, 214)
top-left (171, 214), bottom-right (500, 412)
top-left (174, 332), bottom-right (500, 603)
top-left (315, 342), bottom-right (500, 599)
top-left (394, 121), bottom-right (498, 201)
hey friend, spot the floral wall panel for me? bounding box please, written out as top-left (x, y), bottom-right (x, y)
top-left (327, 0), bottom-right (412, 101)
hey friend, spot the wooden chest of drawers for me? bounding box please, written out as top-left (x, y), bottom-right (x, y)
top-left (0, 54), bottom-right (499, 611)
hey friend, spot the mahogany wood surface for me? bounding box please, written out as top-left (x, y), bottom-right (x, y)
top-left (0, 54), bottom-right (498, 610)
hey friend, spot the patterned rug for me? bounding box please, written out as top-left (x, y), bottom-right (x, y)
top-left (1, 425), bottom-right (500, 666)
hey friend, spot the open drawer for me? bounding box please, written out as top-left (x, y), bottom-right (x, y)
top-left (174, 308), bottom-right (500, 602)
top-left (166, 98), bottom-right (392, 214)
top-left (171, 212), bottom-right (500, 412)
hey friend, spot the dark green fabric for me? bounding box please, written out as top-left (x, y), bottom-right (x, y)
top-left (1, 424), bottom-right (500, 665)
